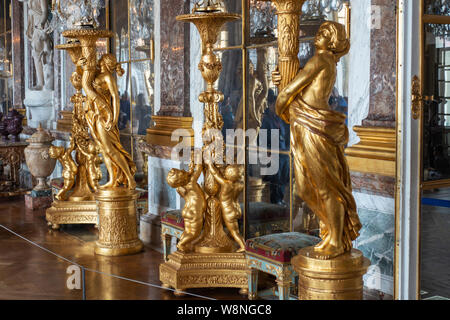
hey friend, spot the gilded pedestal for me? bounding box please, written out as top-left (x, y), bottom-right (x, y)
top-left (146, 115), bottom-right (194, 147)
top-left (292, 247), bottom-right (370, 300)
top-left (46, 38), bottom-right (100, 228)
top-left (95, 188), bottom-right (143, 256)
top-left (160, 251), bottom-right (248, 294)
top-left (46, 200), bottom-right (97, 229)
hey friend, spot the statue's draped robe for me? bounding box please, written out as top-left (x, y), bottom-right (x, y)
top-left (86, 82), bottom-right (136, 185)
top-left (289, 97), bottom-right (362, 251)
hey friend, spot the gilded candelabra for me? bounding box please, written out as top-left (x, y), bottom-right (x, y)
top-left (159, 3), bottom-right (249, 295)
top-left (48, 27), bottom-right (142, 256)
top-left (46, 39), bottom-right (100, 229)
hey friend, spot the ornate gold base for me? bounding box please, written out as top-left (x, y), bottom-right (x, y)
top-left (160, 251), bottom-right (248, 293)
top-left (146, 116), bottom-right (194, 147)
top-left (94, 188), bottom-right (143, 257)
top-left (292, 247), bottom-right (370, 300)
top-left (345, 126), bottom-right (396, 177)
top-left (45, 200), bottom-right (98, 229)
top-left (56, 110), bottom-right (74, 132)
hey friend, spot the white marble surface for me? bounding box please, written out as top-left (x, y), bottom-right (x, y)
top-left (147, 156), bottom-right (185, 215)
top-left (364, 265), bottom-right (394, 296)
top-left (347, 0), bottom-right (371, 147)
top-left (353, 191), bottom-right (395, 215)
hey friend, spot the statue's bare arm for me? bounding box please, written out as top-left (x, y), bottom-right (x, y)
top-left (104, 74), bottom-right (120, 128)
top-left (275, 56), bottom-right (323, 120)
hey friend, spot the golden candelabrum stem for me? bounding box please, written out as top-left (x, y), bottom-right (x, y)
top-left (270, 0), bottom-right (306, 90)
top-left (54, 41), bottom-right (100, 202)
top-left (176, 12), bottom-right (241, 254)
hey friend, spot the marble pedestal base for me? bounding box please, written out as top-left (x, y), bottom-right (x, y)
top-left (160, 251), bottom-right (248, 295)
top-left (25, 189), bottom-right (53, 210)
top-left (292, 247), bottom-right (370, 300)
top-left (46, 200), bottom-right (98, 230)
top-left (94, 188), bottom-right (143, 257)
top-left (24, 90), bottom-right (54, 129)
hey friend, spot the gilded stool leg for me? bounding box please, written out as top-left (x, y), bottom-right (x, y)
top-left (247, 268), bottom-right (258, 300)
top-left (161, 233), bottom-right (172, 261)
top-left (276, 269), bottom-right (292, 301)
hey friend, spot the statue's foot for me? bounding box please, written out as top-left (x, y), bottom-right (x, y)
top-left (99, 181), bottom-right (115, 189)
top-left (236, 247), bottom-right (245, 253)
top-left (312, 243), bottom-right (345, 260)
top-left (315, 238), bottom-right (330, 250)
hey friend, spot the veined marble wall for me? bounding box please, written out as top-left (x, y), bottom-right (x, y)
top-left (154, 0), bottom-right (161, 114)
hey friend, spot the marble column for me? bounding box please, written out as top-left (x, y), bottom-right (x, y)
top-left (158, 0), bottom-right (190, 116)
top-left (11, 0), bottom-right (24, 109)
top-left (146, 0), bottom-right (194, 147)
top-left (363, 0), bottom-right (397, 128)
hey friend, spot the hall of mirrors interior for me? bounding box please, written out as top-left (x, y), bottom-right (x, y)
top-left (0, 0), bottom-right (448, 301)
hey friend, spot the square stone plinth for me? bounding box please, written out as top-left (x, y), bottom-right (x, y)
top-left (25, 194), bottom-right (53, 210)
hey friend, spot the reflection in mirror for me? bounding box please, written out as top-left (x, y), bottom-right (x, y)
top-left (110, 0), bottom-right (129, 62)
top-left (131, 60), bottom-right (154, 135)
top-left (425, 0), bottom-right (450, 17)
top-left (420, 187), bottom-right (450, 299)
top-left (240, 161), bottom-right (291, 239)
top-left (423, 26), bottom-right (450, 181)
top-left (249, 0), bottom-right (277, 41)
top-left (214, 0), bottom-right (242, 49)
top-left (117, 71), bottom-right (131, 133)
top-left (218, 49), bottom-right (243, 133)
top-left (130, 0), bottom-right (154, 60)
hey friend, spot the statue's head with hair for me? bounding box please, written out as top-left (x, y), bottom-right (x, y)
top-left (166, 168), bottom-right (190, 188)
top-left (99, 53), bottom-right (125, 76)
top-left (315, 21), bottom-right (350, 62)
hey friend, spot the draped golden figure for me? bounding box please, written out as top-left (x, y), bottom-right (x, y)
top-left (274, 21), bottom-right (361, 260)
top-left (78, 53), bottom-right (137, 190)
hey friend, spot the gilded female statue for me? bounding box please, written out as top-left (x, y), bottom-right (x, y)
top-left (274, 21), bottom-right (361, 259)
top-left (79, 53), bottom-right (136, 190)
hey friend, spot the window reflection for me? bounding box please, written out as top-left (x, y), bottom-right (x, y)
top-left (423, 26), bottom-right (450, 181)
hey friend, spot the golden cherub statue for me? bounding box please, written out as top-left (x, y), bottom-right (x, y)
top-left (79, 140), bottom-right (102, 192)
top-left (206, 160), bottom-right (246, 252)
top-left (49, 139), bottom-right (78, 201)
top-left (274, 21), bottom-right (361, 260)
top-left (166, 152), bottom-right (206, 253)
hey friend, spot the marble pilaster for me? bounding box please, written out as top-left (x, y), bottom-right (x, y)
top-left (158, 0), bottom-right (190, 116)
top-left (363, 0), bottom-right (397, 128)
top-left (11, 0), bottom-right (24, 109)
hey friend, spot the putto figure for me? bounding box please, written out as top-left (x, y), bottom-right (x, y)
top-left (274, 21), bottom-right (361, 260)
top-left (80, 140), bottom-right (102, 192)
top-left (166, 154), bottom-right (206, 253)
top-left (206, 160), bottom-right (245, 252)
top-left (49, 141), bottom-right (77, 200)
